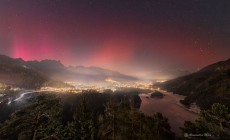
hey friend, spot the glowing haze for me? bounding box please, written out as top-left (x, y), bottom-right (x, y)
top-left (0, 0), bottom-right (230, 79)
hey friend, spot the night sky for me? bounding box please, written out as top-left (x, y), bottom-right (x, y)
top-left (0, 0), bottom-right (230, 79)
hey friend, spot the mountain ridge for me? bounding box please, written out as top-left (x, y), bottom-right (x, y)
top-left (0, 55), bottom-right (138, 88)
top-left (160, 58), bottom-right (230, 109)
top-left (0, 55), bottom-right (47, 89)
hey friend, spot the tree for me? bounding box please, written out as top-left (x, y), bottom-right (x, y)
top-left (202, 103), bottom-right (230, 138)
top-left (0, 94), bottom-right (63, 140)
top-left (181, 103), bottom-right (230, 139)
top-left (150, 112), bottom-right (175, 140)
top-left (67, 96), bottom-right (95, 140)
top-left (98, 100), bottom-right (118, 140)
top-left (98, 98), bottom-right (175, 140)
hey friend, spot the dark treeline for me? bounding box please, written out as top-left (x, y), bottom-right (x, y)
top-left (0, 90), bottom-right (175, 140)
top-left (1, 90), bottom-right (229, 140)
top-left (60, 89), bottom-right (142, 124)
top-left (181, 103), bottom-right (230, 140)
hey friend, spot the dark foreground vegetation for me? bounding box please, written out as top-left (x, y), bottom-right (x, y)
top-left (1, 90), bottom-right (230, 140)
top-left (0, 90), bottom-right (175, 140)
top-left (181, 103), bottom-right (230, 139)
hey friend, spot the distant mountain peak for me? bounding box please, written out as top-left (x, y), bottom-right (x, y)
top-left (40, 59), bottom-right (64, 67)
top-left (27, 59), bottom-right (65, 71)
top-left (0, 54), bottom-right (138, 84)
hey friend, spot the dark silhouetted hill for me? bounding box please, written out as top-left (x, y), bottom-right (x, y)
top-left (26, 59), bottom-right (138, 83)
top-left (161, 58), bottom-right (230, 109)
top-left (0, 55), bottom-right (47, 89)
top-left (150, 91), bottom-right (164, 98)
top-left (0, 55), bottom-right (138, 88)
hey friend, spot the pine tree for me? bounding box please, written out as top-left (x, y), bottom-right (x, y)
top-left (0, 94), bottom-right (62, 140)
top-left (181, 103), bottom-right (230, 139)
top-left (67, 96), bottom-right (95, 140)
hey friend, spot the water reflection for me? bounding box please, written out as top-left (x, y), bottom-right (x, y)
top-left (139, 91), bottom-right (199, 136)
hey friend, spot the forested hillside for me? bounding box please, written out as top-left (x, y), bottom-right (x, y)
top-left (161, 58), bottom-right (230, 109)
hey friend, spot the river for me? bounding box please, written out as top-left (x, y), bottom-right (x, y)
top-left (139, 90), bottom-right (199, 136)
